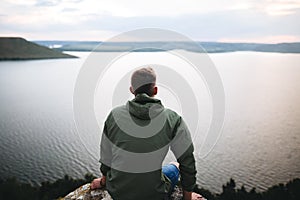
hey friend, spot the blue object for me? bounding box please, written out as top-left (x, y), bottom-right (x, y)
top-left (162, 163), bottom-right (180, 190)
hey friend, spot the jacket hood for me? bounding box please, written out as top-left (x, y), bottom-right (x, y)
top-left (126, 93), bottom-right (164, 120)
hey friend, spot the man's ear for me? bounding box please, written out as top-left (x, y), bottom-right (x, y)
top-left (153, 86), bottom-right (158, 96)
top-left (130, 86), bottom-right (135, 94)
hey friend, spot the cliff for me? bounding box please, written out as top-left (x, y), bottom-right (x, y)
top-left (0, 37), bottom-right (77, 60)
top-left (62, 183), bottom-right (184, 200)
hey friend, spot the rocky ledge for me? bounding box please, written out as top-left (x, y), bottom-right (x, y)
top-left (62, 183), bottom-right (183, 200)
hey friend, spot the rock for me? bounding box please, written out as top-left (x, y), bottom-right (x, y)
top-left (62, 184), bottom-right (112, 200)
top-left (62, 183), bottom-right (183, 200)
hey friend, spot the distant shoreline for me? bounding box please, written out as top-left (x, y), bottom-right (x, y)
top-left (1, 37), bottom-right (299, 61)
top-left (34, 40), bottom-right (300, 54)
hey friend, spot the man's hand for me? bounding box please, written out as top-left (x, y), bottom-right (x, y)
top-left (183, 190), bottom-right (206, 200)
top-left (192, 192), bottom-right (205, 200)
top-left (90, 176), bottom-right (106, 190)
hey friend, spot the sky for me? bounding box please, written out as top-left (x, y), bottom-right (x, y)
top-left (1, 0), bottom-right (300, 43)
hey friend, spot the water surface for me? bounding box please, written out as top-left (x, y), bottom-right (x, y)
top-left (0, 51), bottom-right (299, 193)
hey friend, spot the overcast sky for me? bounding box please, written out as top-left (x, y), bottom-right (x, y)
top-left (1, 0), bottom-right (300, 43)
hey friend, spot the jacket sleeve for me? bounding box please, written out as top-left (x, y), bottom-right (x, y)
top-left (170, 117), bottom-right (197, 192)
top-left (99, 122), bottom-right (112, 176)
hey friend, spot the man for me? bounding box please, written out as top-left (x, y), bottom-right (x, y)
top-left (91, 67), bottom-right (204, 200)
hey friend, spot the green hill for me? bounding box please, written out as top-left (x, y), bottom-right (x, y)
top-left (0, 37), bottom-right (77, 60)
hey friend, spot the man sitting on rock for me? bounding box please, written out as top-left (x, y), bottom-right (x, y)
top-left (91, 67), bottom-right (204, 200)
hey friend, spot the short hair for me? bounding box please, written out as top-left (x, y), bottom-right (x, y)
top-left (131, 67), bottom-right (156, 96)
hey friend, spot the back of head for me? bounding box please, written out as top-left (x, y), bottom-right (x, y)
top-left (131, 67), bottom-right (156, 96)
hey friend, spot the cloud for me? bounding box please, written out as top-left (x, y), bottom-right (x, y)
top-left (1, 0), bottom-right (300, 41)
top-left (251, 0), bottom-right (300, 16)
top-left (35, 0), bottom-right (62, 7)
top-left (69, 10), bottom-right (300, 40)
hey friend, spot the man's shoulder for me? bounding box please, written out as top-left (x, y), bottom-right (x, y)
top-left (164, 108), bottom-right (181, 119)
top-left (111, 105), bottom-right (127, 113)
top-left (104, 105), bottom-right (127, 122)
top-left (161, 108), bottom-right (183, 129)
top-left (108, 105), bottom-right (127, 116)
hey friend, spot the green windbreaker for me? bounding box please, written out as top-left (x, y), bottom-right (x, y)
top-left (100, 93), bottom-right (196, 200)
